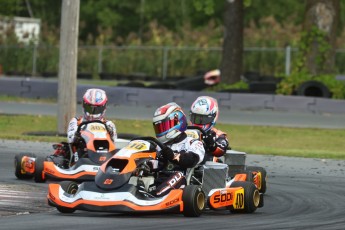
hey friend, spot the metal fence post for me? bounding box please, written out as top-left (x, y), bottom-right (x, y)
top-left (162, 46), bottom-right (169, 80)
top-left (285, 45), bottom-right (291, 76)
top-left (32, 45), bottom-right (37, 76)
top-left (98, 46), bottom-right (103, 74)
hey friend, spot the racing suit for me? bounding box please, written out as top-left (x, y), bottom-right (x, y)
top-left (204, 127), bottom-right (229, 157)
top-left (66, 116), bottom-right (117, 163)
top-left (148, 132), bottom-right (205, 197)
top-left (186, 127), bottom-right (229, 161)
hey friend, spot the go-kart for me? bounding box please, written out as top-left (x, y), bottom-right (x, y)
top-left (14, 120), bottom-right (128, 183)
top-left (47, 135), bottom-right (263, 217)
top-left (185, 126), bottom-right (267, 194)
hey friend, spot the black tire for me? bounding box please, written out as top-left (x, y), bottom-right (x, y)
top-left (182, 185), bottom-right (205, 217)
top-left (34, 156), bottom-right (46, 183)
top-left (296, 80), bottom-right (331, 98)
top-left (14, 153), bottom-right (35, 179)
top-left (56, 181), bottom-right (79, 213)
top-left (147, 82), bottom-right (177, 89)
top-left (246, 166), bottom-right (267, 194)
top-left (229, 181), bottom-right (260, 214)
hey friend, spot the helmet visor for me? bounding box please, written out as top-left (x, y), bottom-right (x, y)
top-left (84, 103), bottom-right (106, 115)
top-left (153, 116), bottom-right (178, 135)
top-left (190, 113), bottom-right (215, 125)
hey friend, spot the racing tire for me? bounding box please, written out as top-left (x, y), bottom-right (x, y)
top-left (182, 185), bottom-right (205, 217)
top-left (246, 166), bottom-right (267, 194)
top-left (34, 156), bottom-right (46, 183)
top-left (14, 153), bottom-right (35, 179)
top-left (56, 181), bottom-right (78, 213)
top-left (229, 181), bottom-right (260, 214)
top-left (296, 80), bottom-right (331, 98)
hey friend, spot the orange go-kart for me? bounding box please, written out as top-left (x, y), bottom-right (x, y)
top-left (14, 120), bottom-right (125, 183)
top-left (47, 136), bottom-right (263, 217)
top-left (185, 126), bottom-right (267, 194)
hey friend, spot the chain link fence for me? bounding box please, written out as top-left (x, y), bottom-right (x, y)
top-left (1, 45), bottom-right (345, 79)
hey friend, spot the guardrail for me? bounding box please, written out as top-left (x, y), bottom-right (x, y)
top-left (1, 76), bottom-right (345, 115)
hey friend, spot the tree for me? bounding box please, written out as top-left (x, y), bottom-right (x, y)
top-left (301, 0), bottom-right (340, 75)
top-left (220, 0), bottom-right (244, 84)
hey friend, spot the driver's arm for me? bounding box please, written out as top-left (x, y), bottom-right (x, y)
top-left (161, 139), bottom-right (205, 168)
top-left (173, 139), bottom-right (205, 168)
top-left (105, 120), bottom-right (117, 141)
top-left (67, 117), bottom-right (78, 143)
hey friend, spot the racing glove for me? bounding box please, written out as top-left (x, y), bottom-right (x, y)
top-left (74, 132), bottom-right (82, 143)
top-left (160, 146), bottom-right (175, 161)
top-left (204, 131), bottom-right (217, 151)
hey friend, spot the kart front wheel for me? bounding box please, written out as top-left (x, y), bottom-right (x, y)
top-left (229, 181), bottom-right (260, 214)
top-left (34, 156), bottom-right (46, 183)
top-left (14, 153), bottom-right (34, 179)
top-left (56, 181), bottom-right (79, 213)
top-left (182, 185), bottom-right (205, 217)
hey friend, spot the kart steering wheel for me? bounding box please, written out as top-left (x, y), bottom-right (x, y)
top-left (129, 136), bottom-right (168, 174)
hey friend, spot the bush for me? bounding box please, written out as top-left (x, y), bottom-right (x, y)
top-left (276, 71), bottom-right (345, 99)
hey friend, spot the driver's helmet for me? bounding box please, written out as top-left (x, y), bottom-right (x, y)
top-left (82, 88), bottom-right (108, 121)
top-left (190, 96), bottom-right (219, 132)
top-left (153, 102), bottom-right (187, 143)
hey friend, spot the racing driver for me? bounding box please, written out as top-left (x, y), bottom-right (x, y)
top-left (143, 102), bottom-right (205, 197)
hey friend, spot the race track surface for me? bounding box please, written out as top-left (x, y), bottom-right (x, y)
top-left (1, 140), bottom-right (345, 230)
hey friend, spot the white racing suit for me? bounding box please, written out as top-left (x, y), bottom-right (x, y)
top-left (67, 116), bottom-right (117, 143)
top-left (66, 116), bottom-right (117, 163)
top-left (150, 133), bottom-right (205, 197)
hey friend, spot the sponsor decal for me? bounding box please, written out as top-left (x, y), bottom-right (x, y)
top-left (99, 156), bottom-right (107, 162)
top-left (126, 142), bottom-right (147, 151)
top-left (168, 172), bottom-right (183, 187)
top-left (185, 130), bottom-right (199, 139)
top-left (89, 124), bottom-right (106, 132)
top-left (95, 193), bottom-right (110, 200)
top-left (214, 190), bottom-right (233, 204)
top-left (104, 179), bottom-right (113, 184)
top-left (233, 189), bottom-right (245, 209)
top-left (93, 166), bottom-right (100, 171)
top-left (165, 198), bottom-right (179, 207)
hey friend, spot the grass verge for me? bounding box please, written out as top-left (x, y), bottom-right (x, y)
top-left (1, 114), bottom-right (345, 160)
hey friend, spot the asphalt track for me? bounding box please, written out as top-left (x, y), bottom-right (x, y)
top-left (1, 140), bottom-right (345, 230)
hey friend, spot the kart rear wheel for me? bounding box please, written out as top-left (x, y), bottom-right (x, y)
top-left (34, 156), bottom-right (46, 183)
top-left (246, 166), bottom-right (267, 194)
top-left (14, 153), bottom-right (35, 179)
top-left (182, 185), bottom-right (205, 217)
top-left (56, 181), bottom-right (78, 213)
top-left (229, 181), bottom-right (260, 214)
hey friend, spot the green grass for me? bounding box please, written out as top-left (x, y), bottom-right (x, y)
top-left (0, 95), bottom-right (57, 103)
top-left (1, 114), bottom-right (345, 160)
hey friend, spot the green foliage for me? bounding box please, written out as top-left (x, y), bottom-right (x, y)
top-left (295, 26), bottom-right (332, 73)
top-left (245, 0), bottom-right (304, 26)
top-left (276, 71), bottom-right (345, 99)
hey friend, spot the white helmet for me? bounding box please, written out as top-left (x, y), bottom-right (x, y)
top-left (153, 102), bottom-right (188, 143)
top-left (190, 96), bottom-right (219, 132)
top-left (82, 88), bottom-right (108, 121)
